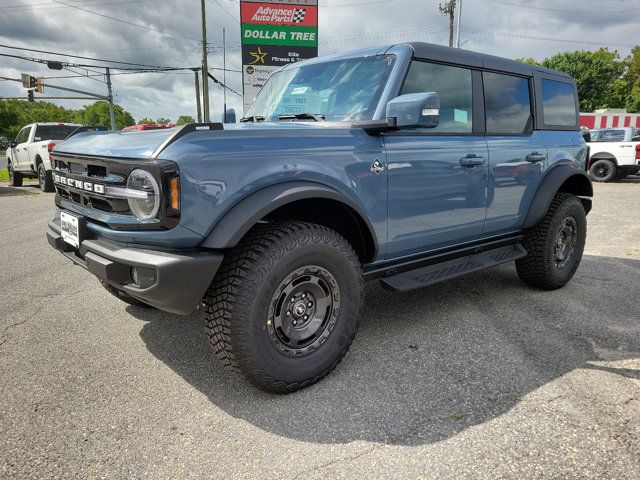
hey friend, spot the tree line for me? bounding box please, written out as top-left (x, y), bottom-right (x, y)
top-left (0, 99), bottom-right (196, 140)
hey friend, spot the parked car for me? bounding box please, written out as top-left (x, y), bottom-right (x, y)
top-left (6, 123), bottom-right (106, 191)
top-left (122, 124), bottom-right (176, 132)
top-left (47, 42), bottom-right (592, 393)
top-left (586, 127), bottom-right (640, 182)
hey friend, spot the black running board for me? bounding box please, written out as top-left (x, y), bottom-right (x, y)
top-left (379, 243), bottom-right (527, 292)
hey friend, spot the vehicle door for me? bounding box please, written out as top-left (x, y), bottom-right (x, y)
top-left (383, 60), bottom-right (489, 259)
top-left (12, 126), bottom-right (32, 171)
top-left (483, 72), bottom-right (546, 234)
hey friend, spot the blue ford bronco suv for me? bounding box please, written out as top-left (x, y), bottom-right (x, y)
top-left (47, 42), bottom-right (592, 393)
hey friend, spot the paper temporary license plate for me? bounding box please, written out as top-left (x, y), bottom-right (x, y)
top-left (60, 211), bottom-right (81, 248)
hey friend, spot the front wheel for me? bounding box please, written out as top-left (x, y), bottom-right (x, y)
top-left (516, 193), bottom-right (586, 290)
top-left (202, 221), bottom-right (363, 393)
top-left (38, 164), bottom-right (54, 192)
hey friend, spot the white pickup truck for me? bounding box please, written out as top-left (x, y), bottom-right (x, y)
top-left (586, 127), bottom-right (640, 182)
top-left (4, 123), bottom-right (88, 191)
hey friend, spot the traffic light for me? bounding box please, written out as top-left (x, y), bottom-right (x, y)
top-left (35, 77), bottom-right (44, 94)
top-left (21, 73), bottom-right (36, 89)
top-left (27, 90), bottom-right (34, 102)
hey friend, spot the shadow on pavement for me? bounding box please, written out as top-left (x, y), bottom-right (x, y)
top-left (0, 185), bottom-right (39, 196)
top-left (129, 254), bottom-right (640, 445)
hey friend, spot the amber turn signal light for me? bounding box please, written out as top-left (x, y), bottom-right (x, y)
top-left (169, 177), bottom-right (180, 210)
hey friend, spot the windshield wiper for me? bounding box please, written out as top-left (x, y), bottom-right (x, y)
top-left (240, 115), bottom-right (265, 123)
top-left (276, 113), bottom-right (325, 122)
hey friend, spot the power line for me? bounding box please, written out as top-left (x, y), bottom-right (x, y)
top-left (0, 43), bottom-right (193, 70)
top-left (208, 0), bottom-right (239, 24)
top-left (0, 0), bottom-right (156, 12)
top-left (460, 27), bottom-right (636, 48)
top-left (48, 0), bottom-right (201, 42)
top-left (490, 0), bottom-right (640, 14)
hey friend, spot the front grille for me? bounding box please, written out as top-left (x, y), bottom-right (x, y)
top-left (53, 152), bottom-right (180, 231)
top-left (54, 155), bottom-right (131, 215)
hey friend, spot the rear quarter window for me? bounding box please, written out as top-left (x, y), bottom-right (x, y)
top-left (541, 79), bottom-right (577, 127)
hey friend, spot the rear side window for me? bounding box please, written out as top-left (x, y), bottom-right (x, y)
top-left (483, 72), bottom-right (532, 134)
top-left (541, 79), bottom-right (577, 126)
top-left (589, 129), bottom-right (626, 142)
top-left (401, 61), bottom-right (473, 133)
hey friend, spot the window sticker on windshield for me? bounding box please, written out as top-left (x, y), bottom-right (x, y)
top-left (454, 109), bottom-right (468, 123)
top-left (291, 86), bottom-right (308, 95)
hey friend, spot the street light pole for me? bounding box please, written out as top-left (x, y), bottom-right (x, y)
top-left (223, 27), bottom-right (227, 122)
top-left (200, 0), bottom-right (210, 122)
top-left (194, 69), bottom-right (202, 122)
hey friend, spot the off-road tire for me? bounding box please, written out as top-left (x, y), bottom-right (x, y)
top-left (516, 193), bottom-right (586, 290)
top-left (38, 163), bottom-right (54, 192)
top-left (589, 159), bottom-right (616, 182)
top-left (101, 281), bottom-right (153, 308)
top-left (8, 164), bottom-right (23, 187)
top-left (202, 221), bottom-right (363, 393)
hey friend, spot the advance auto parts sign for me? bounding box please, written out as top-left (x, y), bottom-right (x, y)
top-left (241, 0), bottom-right (318, 112)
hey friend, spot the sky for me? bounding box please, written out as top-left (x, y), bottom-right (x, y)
top-left (0, 0), bottom-right (638, 123)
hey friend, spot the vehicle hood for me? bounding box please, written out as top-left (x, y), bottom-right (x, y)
top-left (51, 122), bottom-right (350, 159)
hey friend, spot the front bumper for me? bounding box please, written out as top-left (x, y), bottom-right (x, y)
top-left (47, 220), bottom-right (223, 315)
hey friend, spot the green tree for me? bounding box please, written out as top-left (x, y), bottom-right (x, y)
top-left (156, 117), bottom-right (172, 125)
top-left (176, 115), bottom-right (196, 125)
top-left (137, 117), bottom-right (155, 125)
top-left (540, 48), bottom-right (627, 111)
top-left (621, 46), bottom-right (640, 112)
top-left (74, 101), bottom-right (135, 130)
top-left (0, 99), bottom-right (75, 139)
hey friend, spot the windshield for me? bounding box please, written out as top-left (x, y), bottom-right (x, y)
top-left (244, 54), bottom-right (396, 122)
top-left (589, 129), bottom-right (626, 142)
top-left (35, 125), bottom-right (81, 141)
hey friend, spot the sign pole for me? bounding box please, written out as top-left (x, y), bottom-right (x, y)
top-left (105, 67), bottom-right (116, 131)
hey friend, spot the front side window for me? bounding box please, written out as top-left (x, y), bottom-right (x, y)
top-left (15, 127), bottom-right (30, 144)
top-left (484, 72), bottom-right (532, 134)
top-left (400, 61), bottom-right (473, 133)
top-left (541, 79), bottom-right (577, 127)
top-left (244, 55), bottom-right (396, 122)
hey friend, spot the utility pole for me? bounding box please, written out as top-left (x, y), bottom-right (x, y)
top-left (223, 27), bottom-right (227, 122)
top-left (200, 0), bottom-right (210, 122)
top-left (439, 0), bottom-right (456, 48)
top-left (455, 0), bottom-right (463, 48)
top-left (193, 68), bottom-right (202, 122)
top-left (105, 67), bottom-right (116, 131)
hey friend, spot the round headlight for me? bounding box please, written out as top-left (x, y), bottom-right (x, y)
top-left (126, 169), bottom-right (160, 220)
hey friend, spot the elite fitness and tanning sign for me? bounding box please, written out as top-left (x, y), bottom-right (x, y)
top-left (241, 0), bottom-right (318, 112)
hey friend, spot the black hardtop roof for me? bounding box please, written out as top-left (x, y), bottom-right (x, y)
top-left (406, 42), bottom-right (572, 80)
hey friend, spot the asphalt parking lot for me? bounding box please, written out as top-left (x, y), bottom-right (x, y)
top-left (1, 180), bottom-right (639, 479)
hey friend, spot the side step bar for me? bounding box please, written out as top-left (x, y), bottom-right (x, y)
top-left (379, 244), bottom-right (527, 292)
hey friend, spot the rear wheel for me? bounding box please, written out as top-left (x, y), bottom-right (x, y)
top-left (38, 163), bottom-right (54, 192)
top-left (516, 193), bottom-right (586, 290)
top-left (8, 163), bottom-right (23, 187)
top-left (589, 159), bottom-right (616, 182)
top-left (202, 221), bottom-right (363, 393)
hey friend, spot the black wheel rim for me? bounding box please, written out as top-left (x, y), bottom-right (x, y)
top-left (593, 163), bottom-right (610, 179)
top-left (267, 265), bottom-right (340, 357)
top-left (554, 217), bottom-right (578, 269)
top-left (38, 166), bottom-right (45, 189)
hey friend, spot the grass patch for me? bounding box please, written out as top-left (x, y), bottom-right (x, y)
top-left (0, 168), bottom-right (38, 184)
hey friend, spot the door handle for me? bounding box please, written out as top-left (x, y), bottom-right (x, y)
top-left (526, 153), bottom-right (546, 163)
top-left (460, 155), bottom-right (486, 167)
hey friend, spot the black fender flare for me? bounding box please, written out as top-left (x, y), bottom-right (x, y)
top-left (201, 181), bottom-right (379, 258)
top-left (522, 165), bottom-right (593, 229)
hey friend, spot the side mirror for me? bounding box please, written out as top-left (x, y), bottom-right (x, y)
top-left (8, 141), bottom-right (17, 149)
top-left (386, 92), bottom-right (440, 129)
